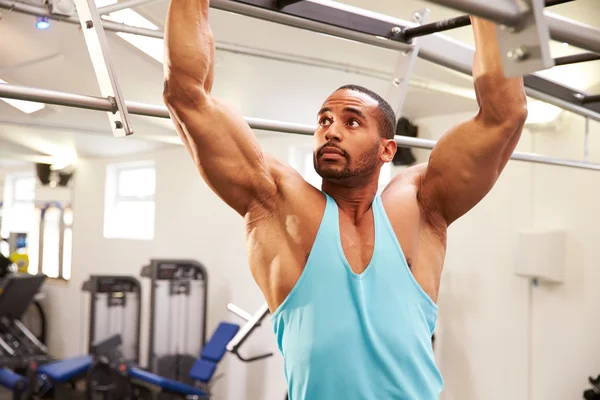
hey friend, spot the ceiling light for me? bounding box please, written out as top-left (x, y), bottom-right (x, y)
top-left (36, 16), bottom-right (50, 29)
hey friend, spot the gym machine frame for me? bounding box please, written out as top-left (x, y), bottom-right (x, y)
top-left (81, 275), bottom-right (142, 364)
top-left (141, 259), bottom-right (208, 382)
top-left (1, 0), bottom-right (600, 170)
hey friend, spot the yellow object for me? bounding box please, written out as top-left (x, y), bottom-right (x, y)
top-left (9, 253), bottom-right (30, 273)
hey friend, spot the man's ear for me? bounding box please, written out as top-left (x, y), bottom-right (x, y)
top-left (381, 139), bottom-right (397, 163)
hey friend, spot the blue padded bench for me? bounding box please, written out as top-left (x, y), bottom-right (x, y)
top-left (0, 368), bottom-right (28, 396)
top-left (38, 355), bottom-right (94, 383)
top-left (190, 322), bottom-right (239, 383)
top-left (129, 322), bottom-right (240, 397)
top-left (129, 367), bottom-right (208, 397)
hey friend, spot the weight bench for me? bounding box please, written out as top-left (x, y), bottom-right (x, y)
top-left (128, 322), bottom-right (240, 399)
top-left (0, 355), bottom-right (95, 399)
top-left (0, 368), bottom-right (27, 400)
top-left (35, 354), bottom-right (94, 396)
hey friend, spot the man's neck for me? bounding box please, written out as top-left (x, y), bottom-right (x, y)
top-left (322, 178), bottom-right (379, 223)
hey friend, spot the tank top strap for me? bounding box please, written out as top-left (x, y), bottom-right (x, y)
top-left (321, 192), bottom-right (340, 235)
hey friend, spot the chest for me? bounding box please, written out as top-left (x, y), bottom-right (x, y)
top-left (338, 214), bottom-right (375, 274)
top-left (338, 205), bottom-right (420, 275)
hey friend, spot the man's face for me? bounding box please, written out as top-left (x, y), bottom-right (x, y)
top-left (313, 89), bottom-right (383, 183)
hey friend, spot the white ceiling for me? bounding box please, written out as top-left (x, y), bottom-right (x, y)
top-left (0, 0), bottom-right (599, 168)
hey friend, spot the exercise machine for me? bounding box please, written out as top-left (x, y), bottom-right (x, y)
top-left (86, 322), bottom-right (240, 400)
top-left (127, 322), bottom-right (239, 399)
top-left (141, 259), bottom-right (208, 384)
top-left (0, 274), bottom-right (50, 369)
top-left (82, 275), bottom-right (142, 364)
top-left (0, 274), bottom-right (94, 399)
top-left (228, 302), bottom-right (291, 400)
top-left (226, 302), bottom-right (272, 362)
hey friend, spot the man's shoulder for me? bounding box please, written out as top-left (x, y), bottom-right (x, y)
top-left (382, 162), bottom-right (428, 195)
top-left (257, 153), bottom-right (325, 209)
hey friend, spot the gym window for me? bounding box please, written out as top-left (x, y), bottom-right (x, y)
top-left (289, 145), bottom-right (392, 193)
top-left (104, 161), bottom-right (156, 241)
top-left (1, 172), bottom-right (73, 280)
top-left (28, 205), bottom-right (74, 280)
top-left (1, 172), bottom-right (36, 239)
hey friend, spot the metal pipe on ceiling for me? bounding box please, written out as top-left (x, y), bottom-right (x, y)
top-left (1, 82), bottom-right (599, 172)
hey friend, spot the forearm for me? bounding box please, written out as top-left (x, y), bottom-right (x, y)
top-left (163, 0), bottom-right (214, 96)
top-left (471, 17), bottom-right (528, 126)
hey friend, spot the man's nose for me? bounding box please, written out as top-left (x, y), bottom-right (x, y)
top-left (325, 122), bottom-right (342, 142)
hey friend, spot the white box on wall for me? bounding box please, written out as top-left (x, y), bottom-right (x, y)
top-left (514, 228), bottom-right (566, 284)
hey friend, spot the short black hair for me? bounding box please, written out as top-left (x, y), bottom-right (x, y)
top-left (336, 84), bottom-right (396, 140)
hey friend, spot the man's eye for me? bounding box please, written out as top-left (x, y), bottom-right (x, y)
top-left (320, 117), bottom-right (332, 126)
top-left (348, 119), bottom-right (360, 128)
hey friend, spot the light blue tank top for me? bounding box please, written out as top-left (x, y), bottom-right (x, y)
top-left (271, 193), bottom-right (443, 400)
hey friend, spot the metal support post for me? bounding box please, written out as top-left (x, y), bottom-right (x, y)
top-left (72, 0), bottom-right (133, 137)
top-left (386, 9), bottom-right (430, 118)
top-left (497, 0), bottom-right (554, 77)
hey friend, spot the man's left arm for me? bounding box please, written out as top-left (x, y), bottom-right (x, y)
top-left (417, 16), bottom-right (528, 227)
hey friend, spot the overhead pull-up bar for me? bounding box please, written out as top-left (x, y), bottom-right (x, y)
top-left (1, 0), bottom-right (600, 123)
top-left (402, 0), bottom-right (575, 40)
top-left (1, 82), bottom-right (598, 172)
top-left (554, 52), bottom-right (600, 66)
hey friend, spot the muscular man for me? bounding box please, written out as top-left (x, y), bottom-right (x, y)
top-left (162, 1), bottom-right (527, 398)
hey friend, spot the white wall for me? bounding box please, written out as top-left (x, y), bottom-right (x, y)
top-left (527, 114), bottom-right (600, 400)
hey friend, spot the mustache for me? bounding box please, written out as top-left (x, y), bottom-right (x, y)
top-left (316, 143), bottom-right (349, 158)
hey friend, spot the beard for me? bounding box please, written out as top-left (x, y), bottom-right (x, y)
top-left (313, 141), bottom-right (380, 181)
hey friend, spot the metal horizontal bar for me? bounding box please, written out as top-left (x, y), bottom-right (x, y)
top-left (97, 0), bottom-right (158, 15)
top-left (403, 0), bottom-right (573, 41)
top-left (276, 0), bottom-right (303, 8)
top-left (581, 95), bottom-right (600, 105)
top-left (403, 15), bottom-right (471, 40)
top-left (209, 0), bottom-right (411, 51)
top-left (1, 82), bottom-right (599, 172)
top-left (394, 136), bottom-right (600, 171)
top-left (0, 0), bottom-right (164, 38)
top-left (422, 0), bottom-right (524, 27)
top-left (547, 12), bottom-right (600, 54)
top-left (554, 52), bottom-right (600, 66)
top-left (544, 0), bottom-right (576, 5)
top-left (2, 0), bottom-right (600, 122)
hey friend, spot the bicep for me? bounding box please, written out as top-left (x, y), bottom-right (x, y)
top-left (166, 94), bottom-right (277, 216)
top-left (418, 116), bottom-right (524, 225)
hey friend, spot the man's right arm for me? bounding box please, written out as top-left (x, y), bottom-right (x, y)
top-left (162, 0), bottom-right (277, 216)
